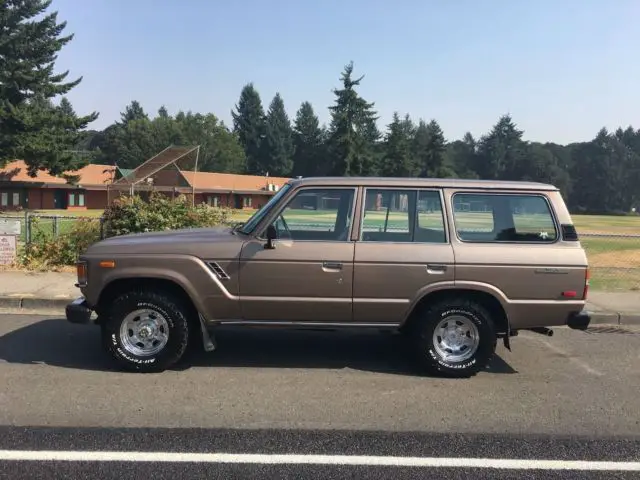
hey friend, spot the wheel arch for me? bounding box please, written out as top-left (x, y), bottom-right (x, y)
top-left (95, 277), bottom-right (201, 329)
top-left (401, 287), bottom-right (510, 337)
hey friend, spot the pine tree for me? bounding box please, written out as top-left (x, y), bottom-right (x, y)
top-left (0, 0), bottom-right (98, 174)
top-left (414, 119), bottom-right (448, 177)
top-left (292, 102), bottom-right (324, 176)
top-left (327, 62), bottom-right (379, 176)
top-left (475, 114), bottom-right (526, 180)
top-left (263, 93), bottom-right (294, 176)
top-left (120, 100), bottom-right (148, 123)
top-left (382, 112), bottom-right (416, 177)
top-left (231, 83), bottom-right (266, 174)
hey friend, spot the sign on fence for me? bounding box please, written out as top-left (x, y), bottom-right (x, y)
top-left (0, 219), bottom-right (21, 235)
top-left (0, 235), bottom-right (17, 265)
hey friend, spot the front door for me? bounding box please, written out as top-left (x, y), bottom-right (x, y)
top-left (239, 187), bottom-right (357, 322)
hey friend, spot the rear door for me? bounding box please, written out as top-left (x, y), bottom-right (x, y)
top-left (352, 187), bottom-right (455, 324)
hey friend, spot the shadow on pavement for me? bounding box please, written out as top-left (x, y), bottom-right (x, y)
top-left (0, 318), bottom-right (517, 376)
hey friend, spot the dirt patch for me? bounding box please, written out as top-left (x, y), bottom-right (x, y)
top-left (589, 249), bottom-right (640, 268)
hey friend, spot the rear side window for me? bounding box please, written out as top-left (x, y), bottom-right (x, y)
top-left (452, 193), bottom-right (558, 243)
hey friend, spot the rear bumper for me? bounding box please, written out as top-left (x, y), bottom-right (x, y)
top-left (566, 310), bottom-right (591, 330)
top-left (66, 297), bottom-right (94, 324)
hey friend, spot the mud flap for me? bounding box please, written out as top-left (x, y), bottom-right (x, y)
top-left (502, 321), bottom-right (512, 351)
top-left (198, 313), bottom-right (216, 352)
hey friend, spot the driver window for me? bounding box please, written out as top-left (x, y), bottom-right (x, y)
top-left (272, 188), bottom-right (355, 242)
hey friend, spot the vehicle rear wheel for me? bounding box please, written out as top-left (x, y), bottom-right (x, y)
top-left (410, 298), bottom-right (497, 377)
top-left (101, 290), bottom-right (190, 373)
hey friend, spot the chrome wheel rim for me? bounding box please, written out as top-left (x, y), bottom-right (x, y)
top-left (119, 309), bottom-right (169, 357)
top-left (432, 315), bottom-right (480, 363)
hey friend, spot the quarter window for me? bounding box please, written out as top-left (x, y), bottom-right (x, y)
top-left (361, 189), bottom-right (447, 243)
top-left (452, 193), bottom-right (558, 242)
top-left (270, 188), bottom-right (355, 242)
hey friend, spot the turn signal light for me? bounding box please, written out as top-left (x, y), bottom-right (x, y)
top-left (76, 261), bottom-right (88, 287)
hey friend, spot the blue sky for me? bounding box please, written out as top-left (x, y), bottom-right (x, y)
top-left (52, 0), bottom-right (639, 144)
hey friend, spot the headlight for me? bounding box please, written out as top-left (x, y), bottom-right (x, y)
top-left (76, 261), bottom-right (88, 287)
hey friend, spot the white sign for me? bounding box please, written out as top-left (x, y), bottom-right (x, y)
top-left (0, 219), bottom-right (21, 235)
top-left (0, 235), bottom-right (17, 266)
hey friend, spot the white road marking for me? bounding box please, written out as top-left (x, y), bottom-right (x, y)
top-left (0, 451), bottom-right (639, 470)
top-left (522, 334), bottom-right (603, 376)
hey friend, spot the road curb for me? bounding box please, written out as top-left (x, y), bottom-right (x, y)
top-left (589, 311), bottom-right (640, 326)
top-left (0, 296), bottom-right (71, 312)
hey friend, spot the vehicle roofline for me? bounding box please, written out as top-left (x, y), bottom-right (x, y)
top-left (286, 176), bottom-right (559, 191)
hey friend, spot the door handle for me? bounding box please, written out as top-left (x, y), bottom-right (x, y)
top-left (426, 264), bottom-right (447, 274)
top-left (322, 261), bottom-right (343, 271)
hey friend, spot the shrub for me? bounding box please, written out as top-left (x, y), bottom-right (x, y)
top-left (20, 217), bottom-right (101, 269)
top-left (102, 193), bottom-right (233, 237)
top-left (19, 194), bottom-right (233, 268)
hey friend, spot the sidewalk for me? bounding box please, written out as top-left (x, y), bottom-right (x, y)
top-left (0, 271), bottom-right (638, 324)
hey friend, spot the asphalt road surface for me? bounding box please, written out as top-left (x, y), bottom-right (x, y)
top-left (1, 314), bottom-right (639, 478)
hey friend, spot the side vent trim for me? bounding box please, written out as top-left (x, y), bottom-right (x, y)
top-left (561, 224), bottom-right (579, 241)
top-left (207, 261), bottom-right (231, 280)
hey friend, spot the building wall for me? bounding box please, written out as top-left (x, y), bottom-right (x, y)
top-left (86, 190), bottom-right (108, 209)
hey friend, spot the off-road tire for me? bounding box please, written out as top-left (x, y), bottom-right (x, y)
top-left (410, 297), bottom-right (497, 378)
top-left (101, 290), bottom-right (190, 373)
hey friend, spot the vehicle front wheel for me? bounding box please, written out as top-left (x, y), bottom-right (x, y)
top-left (410, 298), bottom-right (497, 378)
top-left (101, 290), bottom-right (190, 373)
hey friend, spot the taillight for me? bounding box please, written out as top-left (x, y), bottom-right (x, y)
top-left (583, 267), bottom-right (590, 300)
top-left (76, 261), bottom-right (88, 287)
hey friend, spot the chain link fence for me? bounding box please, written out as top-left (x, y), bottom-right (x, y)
top-left (0, 213), bottom-right (104, 243)
top-left (1, 213), bottom-right (638, 291)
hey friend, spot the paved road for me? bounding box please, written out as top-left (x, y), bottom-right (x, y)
top-left (1, 315), bottom-right (639, 477)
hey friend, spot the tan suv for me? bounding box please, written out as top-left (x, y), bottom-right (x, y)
top-left (66, 177), bottom-right (591, 377)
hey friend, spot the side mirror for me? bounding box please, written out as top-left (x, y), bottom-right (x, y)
top-left (264, 224), bottom-right (277, 249)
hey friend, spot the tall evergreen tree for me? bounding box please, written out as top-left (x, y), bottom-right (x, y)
top-left (382, 112), bottom-right (416, 177)
top-left (413, 119), bottom-right (449, 177)
top-left (292, 102), bottom-right (324, 177)
top-left (475, 114), bottom-right (527, 180)
top-left (231, 83), bottom-right (266, 174)
top-left (327, 62), bottom-right (379, 176)
top-left (0, 0), bottom-right (98, 175)
top-left (446, 132), bottom-right (479, 179)
top-left (120, 100), bottom-right (148, 124)
top-left (263, 93), bottom-right (294, 176)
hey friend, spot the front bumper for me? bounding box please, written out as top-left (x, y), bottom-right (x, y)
top-left (566, 310), bottom-right (591, 330)
top-left (66, 297), bottom-right (94, 324)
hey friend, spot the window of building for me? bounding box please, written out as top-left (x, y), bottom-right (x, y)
top-left (69, 193), bottom-right (76, 207)
top-left (1, 192), bottom-right (7, 207)
top-left (360, 189), bottom-right (447, 243)
top-left (243, 196), bottom-right (252, 208)
top-left (12, 192), bottom-right (20, 206)
top-left (270, 188), bottom-right (355, 242)
top-left (78, 193), bottom-right (85, 207)
top-left (208, 196), bottom-right (220, 207)
top-left (452, 193), bottom-right (558, 243)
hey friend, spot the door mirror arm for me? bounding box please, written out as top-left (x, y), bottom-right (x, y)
top-left (264, 224), bottom-right (277, 249)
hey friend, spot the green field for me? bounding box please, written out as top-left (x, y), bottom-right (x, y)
top-left (2, 208), bottom-right (638, 291)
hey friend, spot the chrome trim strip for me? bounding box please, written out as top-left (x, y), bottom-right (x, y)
top-left (215, 320), bottom-right (401, 328)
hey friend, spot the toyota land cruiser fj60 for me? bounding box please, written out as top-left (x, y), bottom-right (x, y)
top-left (66, 176), bottom-right (591, 377)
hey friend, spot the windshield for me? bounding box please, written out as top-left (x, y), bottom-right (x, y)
top-left (237, 183), bottom-right (291, 235)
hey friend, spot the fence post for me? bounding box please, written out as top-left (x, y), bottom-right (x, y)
top-left (53, 216), bottom-right (59, 238)
top-left (24, 211), bottom-right (30, 244)
top-left (100, 217), bottom-right (105, 239)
